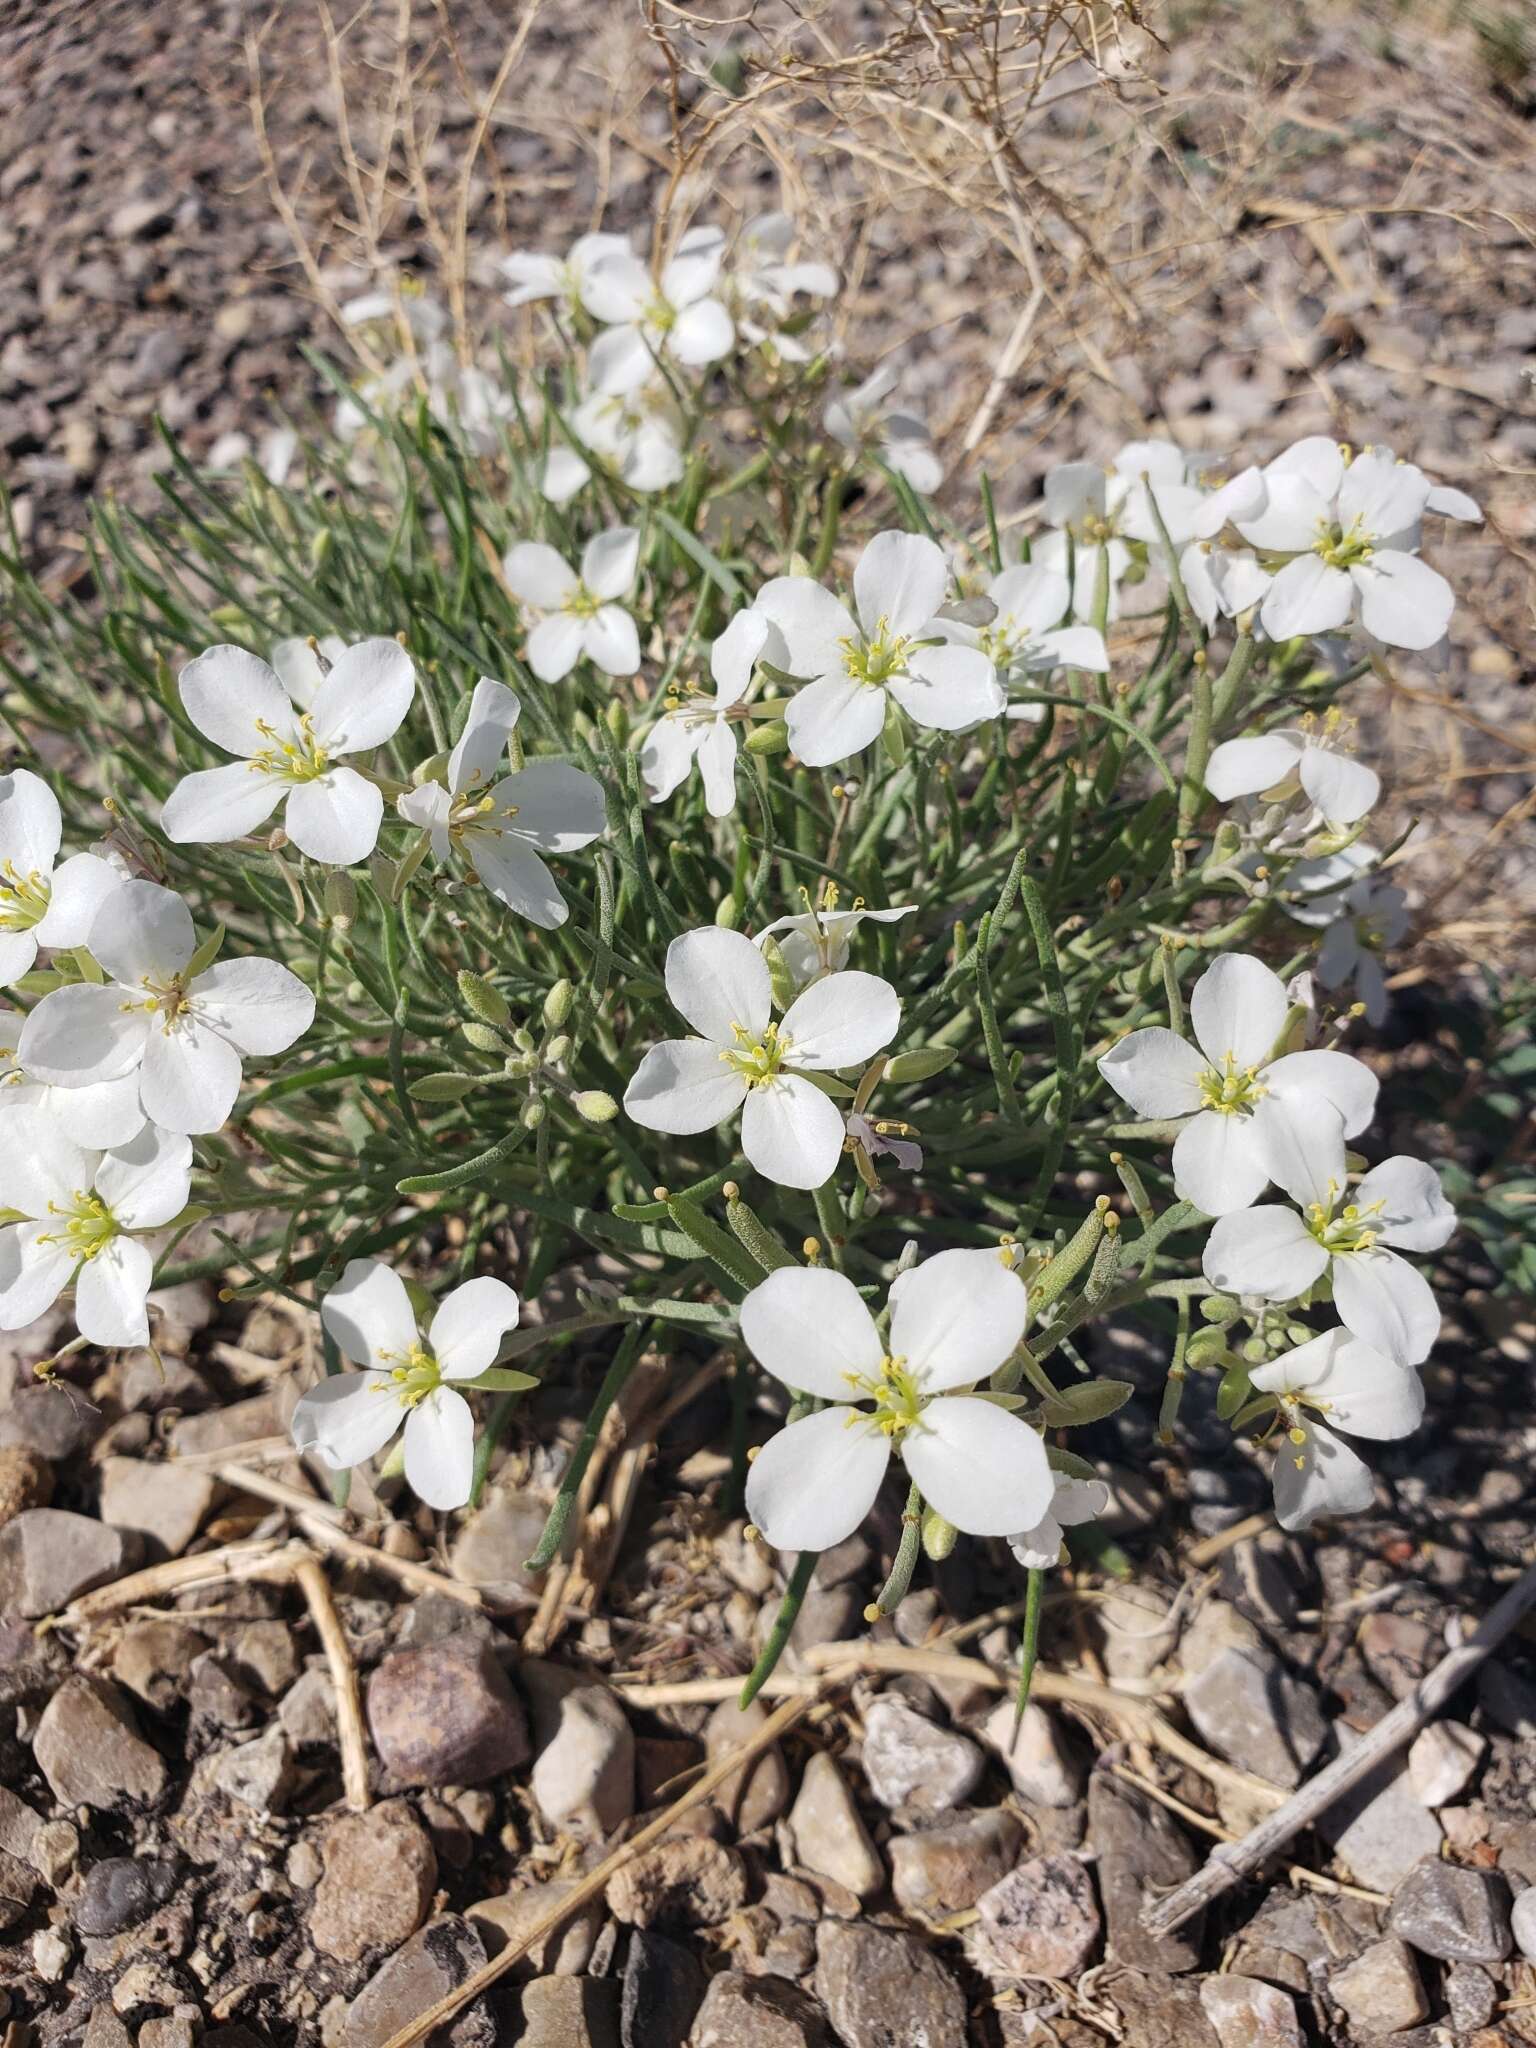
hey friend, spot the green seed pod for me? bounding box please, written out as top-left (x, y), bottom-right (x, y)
top-left (921, 1508), bottom-right (958, 1562)
top-left (461, 1021), bottom-right (503, 1052)
top-left (574, 1089), bottom-right (619, 1124)
top-left (409, 1073), bottom-right (481, 1102)
top-left (760, 934), bottom-right (797, 1013)
top-left (457, 971), bottom-right (510, 1027)
top-left (605, 698), bottom-right (629, 745)
top-left (745, 719), bottom-right (789, 756)
top-left (542, 979), bottom-right (574, 1030)
top-left (323, 871), bottom-right (358, 932)
top-left (883, 1045), bottom-right (959, 1084)
top-left (521, 1097), bottom-right (547, 1131)
top-left (543, 1033), bottom-right (571, 1065)
top-left (368, 852), bottom-right (397, 899)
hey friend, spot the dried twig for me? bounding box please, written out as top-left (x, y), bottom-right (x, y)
top-left (59, 1536), bottom-right (301, 1623)
top-left (291, 1551), bottom-right (371, 1812)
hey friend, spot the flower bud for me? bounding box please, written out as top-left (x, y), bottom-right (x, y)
top-left (605, 698), bottom-right (629, 745)
top-left (574, 1089), bottom-right (619, 1124)
top-left (745, 719), bottom-right (789, 756)
top-left (512, 1026), bottom-right (536, 1053)
top-left (760, 935), bottom-right (796, 1012)
top-left (921, 1508), bottom-right (958, 1561)
top-left (458, 970), bottom-right (510, 1027)
top-left (1185, 1327), bottom-right (1231, 1371)
top-left (543, 1033), bottom-right (571, 1065)
top-left (883, 1045), bottom-right (959, 1084)
top-left (714, 893), bottom-right (740, 929)
top-left (409, 1072), bottom-right (481, 1102)
top-left (323, 870), bottom-right (358, 932)
top-left (461, 1020), bottom-right (503, 1052)
top-left (1198, 1293), bottom-right (1241, 1326)
top-left (542, 979), bottom-right (574, 1030)
top-left (309, 527), bottom-right (333, 573)
top-left (503, 1051), bottom-right (539, 1078)
top-left (521, 1097), bottom-right (547, 1130)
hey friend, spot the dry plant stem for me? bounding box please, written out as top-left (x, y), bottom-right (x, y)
top-left (1143, 1551), bottom-right (1536, 1940)
top-left (292, 1511), bottom-right (483, 1608)
top-left (59, 1536), bottom-right (302, 1623)
top-left (291, 1551), bottom-right (371, 1813)
top-left (1185, 1509), bottom-right (1273, 1569)
top-left (206, 1458), bottom-right (349, 1526)
top-left (376, 1688), bottom-right (818, 2048)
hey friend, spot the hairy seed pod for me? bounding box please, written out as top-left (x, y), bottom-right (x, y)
top-left (574, 1090), bottom-right (619, 1124)
top-left (542, 979), bottom-right (574, 1029)
top-left (521, 1098), bottom-right (546, 1130)
top-left (921, 1508), bottom-right (958, 1561)
top-left (457, 970), bottom-right (510, 1027)
top-left (323, 870), bottom-right (357, 932)
top-left (745, 719), bottom-right (789, 756)
top-left (883, 1045), bottom-right (959, 1084)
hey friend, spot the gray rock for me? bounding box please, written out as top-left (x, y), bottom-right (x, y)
top-left (449, 1490), bottom-right (550, 1603)
top-left (522, 1661), bottom-right (634, 1842)
top-left (344, 1915), bottom-right (495, 2048)
top-left (606, 1835), bottom-right (747, 1931)
top-left (978, 1699), bottom-right (1083, 1807)
top-left (0, 1508), bottom-right (135, 1618)
top-left (1513, 1884), bottom-right (1536, 1962)
top-left (813, 1920), bottom-right (966, 2048)
top-left (367, 1629), bottom-right (530, 1788)
top-left (0, 1383), bottom-right (94, 1459)
top-left (211, 1724), bottom-right (299, 1813)
top-left (972, 1852), bottom-right (1101, 1980)
top-left (1088, 1774), bottom-right (1203, 1973)
top-left (97, 1457), bottom-right (214, 1557)
top-left (33, 1677), bottom-right (167, 1811)
top-left (110, 1619), bottom-right (208, 1710)
top-left (1183, 1647), bottom-right (1327, 1790)
top-left (689, 1972), bottom-right (836, 2046)
top-left (310, 1800), bottom-right (437, 1964)
top-left (1328, 1937), bottom-right (1429, 2034)
top-left (467, 1880), bottom-right (600, 1976)
top-left (859, 1695), bottom-right (983, 1816)
top-left (620, 1928), bottom-right (705, 2048)
top-left (787, 1753), bottom-right (884, 1900)
top-left (1198, 1975), bottom-right (1303, 2047)
top-left (890, 1808), bottom-right (1022, 1915)
top-left (706, 1696), bottom-right (790, 1834)
top-left (1407, 1720), bottom-right (1485, 1806)
top-left (74, 1856), bottom-right (179, 1936)
top-left (1317, 1741), bottom-right (1441, 1892)
top-left (1445, 1960), bottom-right (1498, 2032)
top-left (279, 1665), bottom-right (338, 1746)
top-left (1388, 1857), bottom-right (1513, 1962)
top-left (0, 1845), bottom-right (37, 1930)
top-left (227, 1619), bottom-right (300, 1696)
top-left (519, 1975), bottom-right (621, 2048)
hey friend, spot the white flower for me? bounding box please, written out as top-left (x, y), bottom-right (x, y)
top-left (580, 240), bottom-right (734, 392)
top-left (640, 612), bottom-right (769, 819)
top-left (1097, 952), bottom-right (1378, 1217)
top-left (19, 879), bottom-right (314, 1138)
top-left (740, 1251), bottom-right (1052, 1551)
top-left (1234, 439), bottom-right (1470, 650)
top-left (0, 770), bottom-right (123, 986)
top-left (398, 679), bottom-right (605, 929)
top-left (546, 382), bottom-right (686, 503)
top-left (845, 1111), bottom-right (923, 1177)
top-left (161, 640), bottom-right (416, 866)
top-left (502, 527), bottom-right (641, 683)
top-left (1177, 466), bottom-right (1271, 630)
top-left (1202, 1121), bottom-right (1455, 1365)
top-left (291, 1259), bottom-right (521, 1511)
top-left (0, 1004), bottom-right (146, 1148)
top-left (726, 212), bottom-right (837, 359)
top-left (1008, 1474), bottom-right (1110, 1570)
top-left (0, 1109), bottom-right (191, 1346)
top-left (754, 896), bottom-right (916, 990)
top-left (624, 927), bottom-right (899, 1189)
top-left (755, 533), bottom-right (1003, 768)
top-left (933, 564), bottom-right (1107, 723)
top-left (1206, 705), bottom-right (1379, 825)
top-left (269, 635), bottom-right (348, 711)
top-left (1249, 1329), bottom-right (1424, 1530)
top-left (1034, 440), bottom-right (1208, 621)
top-left (503, 230), bottom-right (631, 312)
top-left (824, 365), bottom-right (942, 494)
top-left (1285, 847), bottom-right (1408, 1026)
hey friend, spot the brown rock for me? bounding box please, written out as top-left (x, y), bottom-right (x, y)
top-left (706, 1696), bottom-right (791, 1834)
top-left (889, 1808), bottom-right (1023, 1915)
top-left (519, 1975), bottom-right (620, 2047)
top-left (98, 1457), bottom-right (214, 1558)
top-left (973, 1853), bottom-right (1102, 1979)
top-left (0, 1444), bottom-right (51, 1526)
top-left (110, 1619), bottom-right (208, 1710)
top-left (1088, 1775), bottom-right (1203, 1973)
top-left (367, 1630), bottom-right (530, 1788)
top-left (343, 1915), bottom-right (495, 2048)
top-left (690, 1971), bottom-right (836, 2046)
top-left (813, 1921), bottom-right (967, 2048)
top-left (467, 1879), bottom-right (600, 1976)
top-left (0, 1508), bottom-right (135, 1618)
top-left (32, 1678), bottom-right (167, 1811)
top-left (606, 1835), bottom-right (748, 1930)
top-left (310, 1800), bottom-right (437, 1963)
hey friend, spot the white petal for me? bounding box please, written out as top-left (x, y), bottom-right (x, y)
top-left (1029, 626), bottom-right (1109, 673)
top-left (885, 434), bottom-right (943, 496)
top-left (990, 564), bottom-right (1070, 634)
top-left (503, 541), bottom-right (578, 609)
top-left (161, 764), bottom-right (286, 846)
top-left (740, 1074), bottom-right (847, 1189)
top-left (1350, 552), bottom-right (1454, 651)
top-left (1426, 484), bottom-right (1481, 523)
top-left (580, 526), bottom-right (640, 601)
top-left (696, 721), bottom-right (739, 819)
top-left (501, 251), bottom-right (562, 306)
top-left (1191, 464), bottom-right (1266, 539)
top-left (542, 447), bottom-right (591, 503)
top-left (94, 1125), bottom-right (193, 1229)
top-left (191, 957), bottom-right (315, 1055)
top-left (20, 984), bottom-right (148, 1088)
top-left (447, 678), bottom-right (521, 795)
top-left (669, 297), bottom-right (734, 366)
top-left (271, 635), bottom-right (346, 708)
top-left (640, 719), bottom-right (701, 806)
top-left (32, 853), bottom-right (126, 950)
top-left (665, 928), bottom-right (771, 1043)
top-left (1261, 556), bottom-right (1354, 641)
top-left (1265, 1049), bottom-right (1378, 1139)
top-left (1253, 1098), bottom-right (1346, 1209)
top-left (178, 647), bottom-right (299, 757)
top-left (624, 1038), bottom-right (748, 1137)
top-left (1172, 1111), bottom-right (1273, 1216)
top-left (1043, 463), bottom-right (1105, 529)
top-left (853, 532), bottom-right (948, 639)
top-left (1096, 1028), bottom-right (1205, 1117)
top-left (1270, 435), bottom-right (1346, 499)
top-left (1271, 1420), bottom-right (1374, 1532)
top-left (0, 1105), bottom-right (92, 1216)
top-left (781, 971), bottom-right (899, 1072)
top-left (74, 1237), bottom-right (155, 1348)
top-left (1202, 1207), bottom-right (1329, 1302)
top-left (710, 610), bottom-right (769, 703)
top-left (139, 1019), bottom-right (243, 1135)
top-left (581, 606), bottom-right (640, 677)
top-left (1298, 746), bottom-right (1380, 824)
top-left (889, 644), bottom-right (1003, 732)
top-left (580, 253), bottom-right (651, 325)
top-left (493, 762), bottom-right (606, 851)
top-left (1253, 1329), bottom-right (1423, 1440)
top-left (661, 243), bottom-right (723, 307)
top-left (1354, 1156), bottom-right (1456, 1252)
top-left (430, 1276), bottom-right (521, 1380)
top-left (291, 1371), bottom-right (402, 1470)
top-left (0, 1224), bottom-right (73, 1331)
top-left (752, 577), bottom-right (856, 679)
top-left (1190, 952), bottom-right (1289, 1070)
top-left (0, 771), bottom-right (61, 884)
top-left (785, 675), bottom-right (886, 767)
top-left (311, 639), bottom-right (415, 753)
top-left (901, 1398), bottom-right (1054, 1537)
top-left (50, 1075), bottom-right (146, 1149)
top-left (1337, 451), bottom-right (1430, 540)
top-left (469, 834), bottom-right (569, 929)
top-left (526, 613), bottom-right (586, 683)
top-left (403, 1388), bottom-right (476, 1511)
top-left (745, 1406), bottom-right (890, 1552)
top-left (1008, 1513), bottom-right (1064, 1571)
top-left (91, 880), bottom-right (195, 986)
top-left (739, 1265), bottom-right (884, 1401)
top-left (322, 1258), bottom-right (419, 1370)
top-left (1204, 734), bottom-right (1302, 803)
top-left (283, 770), bottom-right (384, 866)
top-left (0, 933), bottom-right (38, 984)
top-left (889, 1247), bottom-right (1029, 1393)
top-left (586, 325), bottom-right (653, 396)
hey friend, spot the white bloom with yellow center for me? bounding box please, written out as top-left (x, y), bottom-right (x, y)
top-left (502, 230), bottom-right (632, 312)
top-left (740, 1252), bottom-right (1052, 1551)
top-left (0, 770), bottom-right (122, 987)
top-left (624, 927), bottom-right (899, 1189)
top-left (640, 611), bottom-right (770, 819)
top-left (1206, 707), bottom-right (1379, 826)
top-left (291, 1259), bottom-right (521, 1511)
top-left (1249, 1329), bottom-right (1425, 1530)
top-left (754, 891), bottom-right (916, 991)
top-left (579, 240), bottom-right (734, 392)
top-left (502, 527), bottom-right (642, 683)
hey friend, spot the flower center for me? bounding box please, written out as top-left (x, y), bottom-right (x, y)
top-left (1305, 1183), bottom-right (1386, 1254)
top-left (645, 294), bottom-right (677, 334)
top-left (841, 617), bottom-right (911, 687)
top-left (1314, 518), bottom-right (1374, 570)
top-left (843, 1353), bottom-right (925, 1438)
top-left (124, 973), bottom-right (193, 1029)
top-left (377, 1343), bottom-right (443, 1409)
top-left (1069, 509), bottom-right (1119, 546)
top-left (37, 1190), bottom-right (119, 1264)
top-left (251, 714), bottom-right (330, 784)
top-left (451, 793), bottom-right (518, 845)
top-left (565, 585), bottom-right (603, 619)
top-left (1198, 1053), bottom-right (1268, 1116)
top-left (721, 1020), bottom-right (790, 1086)
top-left (0, 861), bottom-right (51, 933)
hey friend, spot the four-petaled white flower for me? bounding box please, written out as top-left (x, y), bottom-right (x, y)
top-left (503, 528), bottom-right (642, 683)
top-left (1249, 1329), bottom-right (1424, 1530)
top-left (1206, 707), bottom-right (1380, 825)
top-left (0, 1109), bottom-right (191, 1346)
top-left (0, 1004), bottom-right (146, 1148)
top-left (824, 365), bottom-right (942, 495)
top-left (726, 212), bottom-right (838, 360)
top-left (1203, 1123), bottom-right (1455, 1366)
top-left (291, 1259), bottom-right (521, 1510)
top-left (755, 533), bottom-right (1003, 767)
top-left (161, 639), bottom-right (416, 866)
top-left (1176, 465), bottom-right (1270, 630)
top-left (503, 230), bottom-right (631, 312)
top-left (19, 880), bottom-right (314, 1138)
top-left (1286, 847), bottom-right (1408, 1028)
top-left (740, 1252), bottom-right (1052, 1551)
top-left (544, 383), bottom-right (686, 504)
top-left (1008, 1473), bottom-right (1111, 1570)
top-left (624, 927), bottom-right (899, 1189)
top-left (754, 896), bottom-right (916, 991)
top-left (1233, 439), bottom-right (1474, 650)
top-left (1035, 440), bottom-right (1208, 621)
top-left (0, 770), bottom-right (123, 986)
top-left (640, 612), bottom-right (769, 819)
top-left (1098, 952), bottom-right (1379, 1217)
top-left (398, 679), bottom-right (606, 929)
top-left (934, 563), bottom-right (1107, 724)
top-left (581, 239), bottom-right (734, 393)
